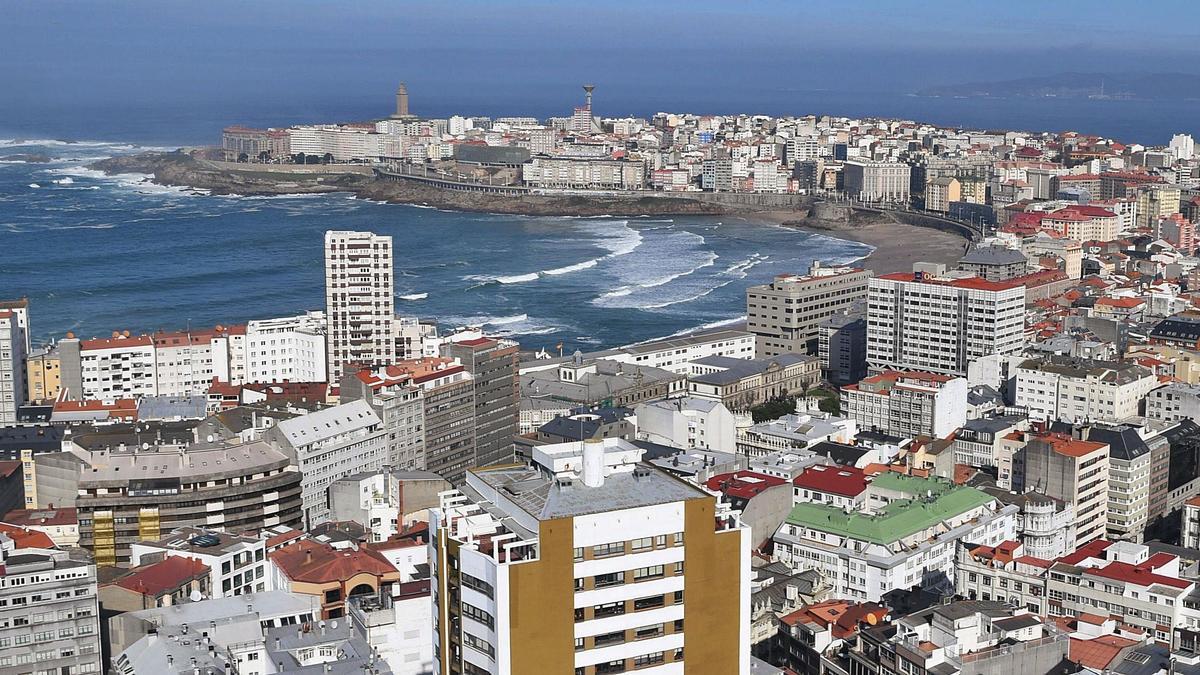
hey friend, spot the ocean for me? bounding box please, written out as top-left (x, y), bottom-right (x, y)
top-left (2, 90), bottom-right (1193, 351)
top-left (0, 140), bottom-right (870, 351)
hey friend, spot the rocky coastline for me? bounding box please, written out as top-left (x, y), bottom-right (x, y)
top-left (88, 151), bottom-right (970, 273)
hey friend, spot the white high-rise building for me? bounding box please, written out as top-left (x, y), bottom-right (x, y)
top-left (867, 267), bottom-right (1026, 376)
top-left (324, 231), bottom-right (396, 384)
top-left (245, 311), bottom-right (327, 383)
top-left (0, 305), bottom-right (27, 424)
top-left (1170, 133), bottom-right (1196, 161)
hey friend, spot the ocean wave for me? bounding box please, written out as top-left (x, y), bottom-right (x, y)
top-left (398, 293), bottom-right (428, 301)
top-left (28, 183), bottom-right (40, 188)
top-left (52, 177), bottom-right (74, 185)
top-left (542, 259), bottom-right (599, 275)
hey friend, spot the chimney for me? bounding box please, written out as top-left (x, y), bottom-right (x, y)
top-left (581, 439), bottom-right (605, 488)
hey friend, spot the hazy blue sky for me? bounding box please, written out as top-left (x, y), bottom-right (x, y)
top-left (3, 1), bottom-right (1199, 142)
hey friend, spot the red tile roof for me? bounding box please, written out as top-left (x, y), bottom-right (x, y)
top-left (792, 465), bottom-right (868, 497)
top-left (0, 523), bottom-right (56, 550)
top-left (1, 507), bottom-right (77, 527)
top-left (705, 471), bottom-right (787, 500)
top-left (112, 556), bottom-right (210, 596)
top-left (269, 539), bottom-right (398, 584)
top-left (1069, 635), bottom-right (1138, 670)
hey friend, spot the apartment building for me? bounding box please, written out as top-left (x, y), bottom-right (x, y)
top-left (843, 160), bottom-right (911, 201)
top-left (1080, 423), bottom-right (1152, 542)
top-left (25, 345), bottom-right (60, 403)
top-left (430, 438), bottom-right (751, 674)
top-left (518, 330), bottom-right (755, 378)
top-left (818, 307), bottom-right (867, 385)
top-left (978, 488), bottom-right (1075, 560)
top-left (1011, 431), bottom-right (1110, 547)
top-left (956, 246), bottom-right (1029, 281)
top-left (385, 357), bottom-right (476, 484)
top-left (444, 338), bottom-right (520, 469)
top-left (840, 370), bottom-right (968, 440)
top-left (522, 156), bottom-right (646, 190)
top-left (0, 545), bottom-right (102, 674)
top-left (341, 366), bottom-right (427, 470)
top-left (925, 176), bottom-right (960, 212)
top-left (1013, 356), bottom-right (1158, 423)
top-left (1184, 496), bottom-right (1200, 549)
top-left (59, 439), bottom-right (303, 566)
top-left (955, 541), bottom-right (1052, 614)
top-left (244, 311), bottom-right (327, 383)
top-left (634, 397), bottom-right (737, 452)
top-left (867, 268), bottom-right (1026, 376)
top-left (0, 308), bottom-right (26, 425)
top-left (324, 230), bottom-right (396, 384)
top-left (267, 399), bottom-right (389, 527)
top-left (130, 527), bottom-right (273, 597)
top-left (1145, 381), bottom-right (1200, 424)
top-left (746, 262), bottom-right (871, 356)
top-left (773, 473), bottom-right (1018, 602)
top-left (736, 411), bottom-right (857, 458)
top-left (1047, 540), bottom-right (1196, 646)
top-left (1136, 184), bottom-right (1182, 229)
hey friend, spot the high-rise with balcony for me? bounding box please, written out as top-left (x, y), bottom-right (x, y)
top-left (430, 438), bottom-right (751, 675)
top-left (324, 230), bottom-right (396, 384)
top-left (867, 266), bottom-right (1026, 376)
top-left (0, 305), bottom-right (27, 424)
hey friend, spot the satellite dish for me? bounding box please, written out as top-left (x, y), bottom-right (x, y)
top-left (330, 620), bottom-right (338, 629)
top-left (190, 589), bottom-right (203, 603)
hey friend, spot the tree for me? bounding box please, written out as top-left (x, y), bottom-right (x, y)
top-left (322, 152), bottom-right (334, 164)
top-left (258, 151), bottom-right (271, 163)
top-left (237, 152), bottom-right (248, 163)
top-left (294, 153), bottom-right (307, 165)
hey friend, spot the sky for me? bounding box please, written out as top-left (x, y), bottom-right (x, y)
top-left (2, 1), bottom-right (1199, 142)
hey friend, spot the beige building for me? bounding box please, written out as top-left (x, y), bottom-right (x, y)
top-left (1012, 432), bottom-right (1110, 547)
top-left (25, 346), bottom-right (60, 403)
top-left (925, 176), bottom-right (960, 212)
top-left (746, 262), bottom-right (871, 356)
top-left (843, 160), bottom-right (910, 201)
top-left (430, 439), bottom-right (751, 675)
top-left (1136, 184), bottom-right (1181, 229)
top-left (522, 156), bottom-right (646, 190)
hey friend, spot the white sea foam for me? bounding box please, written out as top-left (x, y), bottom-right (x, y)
top-left (52, 177), bottom-right (74, 185)
top-left (542, 259), bottom-right (599, 275)
top-left (398, 293), bottom-right (428, 301)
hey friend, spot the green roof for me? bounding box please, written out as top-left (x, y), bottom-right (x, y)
top-left (786, 474), bottom-right (994, 546)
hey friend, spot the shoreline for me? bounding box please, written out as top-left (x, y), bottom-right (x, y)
top-left (89, 152), bottom-right (970, 275)
top-left (748, 209), bottom-right (970, 275)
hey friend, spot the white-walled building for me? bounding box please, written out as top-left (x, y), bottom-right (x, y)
top-left (635, 397), bottom-right (737, 452)
top-left (736, 410), bottom-right (857, 458)
top-left (1014, 357), bottom-right (1159, 423)
top-left (245, 311), bottom-right (327, 383)
top-left (266, 400), bottom-right (389, 527)
top-left (430, 438), bottom-right (752, 675)
top-left (867, 269), bottom-right (1026, 376)
top-left (773, 472), bottom-right (1018, 602)
top-left (840, 370), bottom-right (968, 439)
top-left (129, 527), bottom-right (273, 598)
top-left (0, 306), bottom-right (27, 424)
top-left (324, 230), bottom-right (396, 384)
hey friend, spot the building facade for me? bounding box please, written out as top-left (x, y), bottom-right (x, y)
top-left (840, 370), bottom-right (968, 439)
top-left (430, 438), bottom-right (752, 675)
top-left (444, 338), bottom-right (520, 469)
top-left (867, 270), bottom-right (1027, 376)
top-left (746, 263), bottom-right (871, 357)
top-left (0, 546), bottom-right (102, 674)
top-left (324, 230), bottom-right (396, 384)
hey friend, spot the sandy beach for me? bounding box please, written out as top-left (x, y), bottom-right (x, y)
top-left (752, 209), bottom-right (972, 275)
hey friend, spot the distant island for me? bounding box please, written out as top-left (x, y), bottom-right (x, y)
top-left (916, 72), bottom-right (1200, 100)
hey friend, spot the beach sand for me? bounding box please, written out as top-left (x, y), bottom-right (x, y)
top-left (752, 209), bottom-right (971, 275)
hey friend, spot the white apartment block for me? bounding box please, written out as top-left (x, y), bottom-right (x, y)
top-left (130, 527), bottom-right (273, 597)
top-left (519, 330), bottom-right (755, 378)
top-left (266, 400), bottom-right (389, 528)
top-left (245, 311), bottom-right (327, 383)
top-left (634, 397), bottom-right (737, 452)
top-left (840, 370), bottom-right (968, 439)
top-left (0, 307), bottom-right (26, 424)
top-left (0, 543), bottom-right (103, 674)
top-left (843, 160), bottom-right (911, 201)
top-left (430, 438), bottom-right (752, 675)
top-left (1184, 497), bottom-right (1200, 549)
top-left (75, 334), bottom-right (158, 399)
top-left (955, 541), bottom-right (1052, 615)
top-left (324, 230), bottom-right (396, 384)
top-left (746, 263), bottom-right (871, 357)
top-left (773, 473), bottom-right (1018, 602)
top-left (1013, 357), bottom-right (1159, 423)
top-left (1146, 381), bottom-right (1200, 424)
top-left (867, 269), bottom-right (1026, 376)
